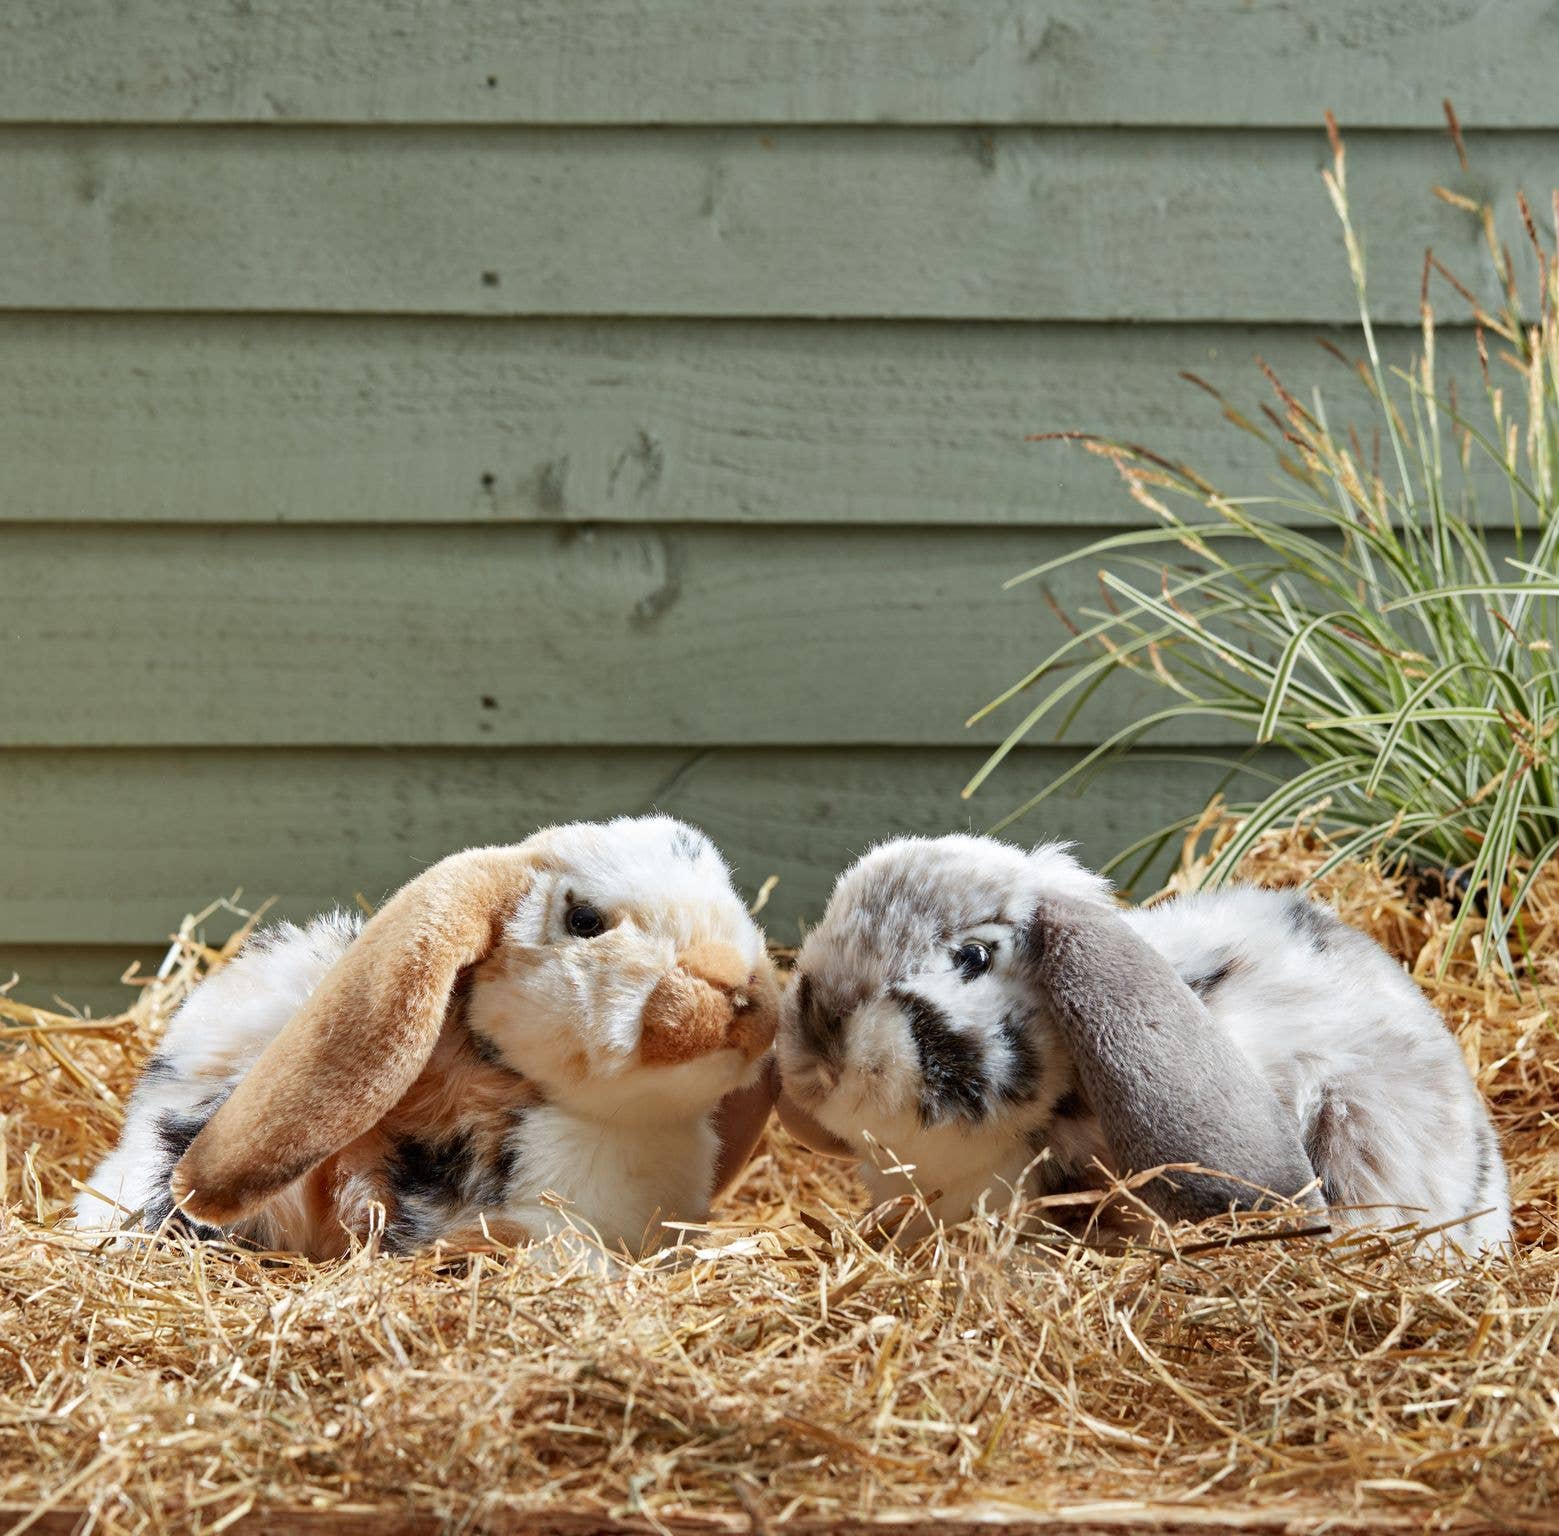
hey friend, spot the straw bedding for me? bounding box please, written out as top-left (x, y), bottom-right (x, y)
top-left (3, 820), bottom-right (1556, 1535)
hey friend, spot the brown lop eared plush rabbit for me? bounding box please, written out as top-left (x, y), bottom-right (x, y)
top-left (76, 816), bottom-right (779, 1262)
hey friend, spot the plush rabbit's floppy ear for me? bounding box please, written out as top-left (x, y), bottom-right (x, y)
top-left (170, 846), bottom-right (540, 1227)
top-left (1023, 895), bottom-right (1321, 1221)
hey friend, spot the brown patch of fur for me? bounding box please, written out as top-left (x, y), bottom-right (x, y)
top-left (386, 1018), bottom-right (542, 1135)
top-left (640, 944), bottom-right (781, 1067)
top-left (679, 940), bottom-right (749, 992)
top-left (712, 1057), bottom-right (782, 1195)
top-left (639, 969), bottom-right (734, 1066)
top-left (430, 1217), bottom-right (534, 1252)
top-left (729, 959), bottom-right (780, 1061)
top-left (312, 1137), bottom-right (390, 1258)
top-left (172, 846), bottom-right (541, 1226)
top-left (304, 1156), bottom-right (363, 1258)
top-left (639, 944), bottom-right (737, 1065)
top-left (261, 1021), bottom-right (544, 1258)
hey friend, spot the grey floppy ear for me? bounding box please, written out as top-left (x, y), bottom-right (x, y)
top-left (1022, 895), bottom-right (1320, 1221)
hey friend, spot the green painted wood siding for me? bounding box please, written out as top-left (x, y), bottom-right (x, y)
top-left (5, 2), bottom-right (1556, 126)
top-left (0, 129), bottom-right (1547, 319)
top-left (2, 2), bottom-right (1552, 1014)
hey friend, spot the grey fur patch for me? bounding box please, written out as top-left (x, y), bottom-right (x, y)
top-left (850, 863), bottom-right (931, 932)
top-left (1185, 955), bottom-right (1242, 1000)
top-left (1051, 1086), bottom-right (1089, 1122)
top-left (1302, 1089), bottom-right (1348, 1207)
top-left (893, 989), bottom-right (988, 1127)
top-left (154, 1107), bottom-right (210, 1168)
top-left (387, 1131), bottom-right (482, 1250)
top-left (146, 1092), bottom-right (231, 1239)
top-left (1023, 895), bottom-right (1320, 1221)
top-left (837, 844), bottom-right (1028, 964)
top-left (670, 825), bottom-right (711, 863)
top-left (1471, 1118), bottom-right (1495, 1210)
top-left (791, 973), bottom-right (847, 1076)
top-left (138, 1052), bottom-right (179, 1085)
top-left (384, 1116), bottom-right (526, 1253)
top-left (994, 1007), bottom-right (1042, 1107)
top-left (1285, 894), bottom-right (1341, 953)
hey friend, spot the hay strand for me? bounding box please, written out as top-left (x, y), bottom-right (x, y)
top-left (2, 826), bottom-right (1556, 1532)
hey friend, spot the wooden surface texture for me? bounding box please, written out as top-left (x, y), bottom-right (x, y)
top-left (1, 1), bottom-right (1542, 1002)
top-left (3, 0), bottom-right (1555, 126)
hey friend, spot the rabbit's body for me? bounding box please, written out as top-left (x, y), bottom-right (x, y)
top-left (777, 837), bottom-right (1509, 1253)
top-left (1123, 886), bottom-right (1508, 1250)
top-left (77, 818), bottom-right (778, 1260)
top-left (79, 914), bottom-right (372, 1254)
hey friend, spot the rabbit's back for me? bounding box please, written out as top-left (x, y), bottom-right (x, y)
top-left (74, 913), bottom-right (361, 1240)
top-left (1125, 887), bottom-right (1509, 1249)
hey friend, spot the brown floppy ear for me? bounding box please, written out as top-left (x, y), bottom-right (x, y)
top-left (710, 1056), bottom-right (780, 1197)
top-left (170, 846), bottom-right (538, 1227)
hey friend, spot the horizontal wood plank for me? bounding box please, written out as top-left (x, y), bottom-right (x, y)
top-left (0, 523), bottom-right (1278, 749)
top-left (0, 316), bottom-right (1491, 527)
top-left (0, 746), bottom-right (1273, 960)
top-left (0, 128), bottom-right (1541, 321)
top-left (0, 945), bottom-right (154, 1020)
top-left (2, 1), bottom-right (1555, 127)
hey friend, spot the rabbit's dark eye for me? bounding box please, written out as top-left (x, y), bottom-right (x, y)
top-left (952, 941), bottom-right (993, 981)
top-left (565, 903), bottom-right (606, 938)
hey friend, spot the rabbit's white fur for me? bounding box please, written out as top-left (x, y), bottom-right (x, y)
top-left (1121, 883), bottom-right (1508, 1249)
top-left (76, 816), bottom-right (776, 1260)
top-left (76, 912), bottom-right (362, 1253)
top-left (778, 836), bottom-right (1510, 1253)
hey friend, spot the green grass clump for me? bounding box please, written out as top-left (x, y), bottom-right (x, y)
top-left (968, 113), bottom-right (1558, 969)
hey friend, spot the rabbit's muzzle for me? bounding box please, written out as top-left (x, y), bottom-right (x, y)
top-left (639, 942), bottom-right (778, 1066)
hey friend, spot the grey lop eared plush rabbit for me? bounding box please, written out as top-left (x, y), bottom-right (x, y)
top-left (776, 835), bottom-right (1510, 1253)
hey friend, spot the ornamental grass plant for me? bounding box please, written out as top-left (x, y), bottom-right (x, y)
top-left (968, 111), bottom-right (1558, 971)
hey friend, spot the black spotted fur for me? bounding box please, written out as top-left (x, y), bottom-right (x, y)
top-left (894, 989), bottom-right (989, 1127)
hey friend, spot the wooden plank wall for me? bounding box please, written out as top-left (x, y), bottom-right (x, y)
top-left (2, 2), bottom-right (1552, 1013)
